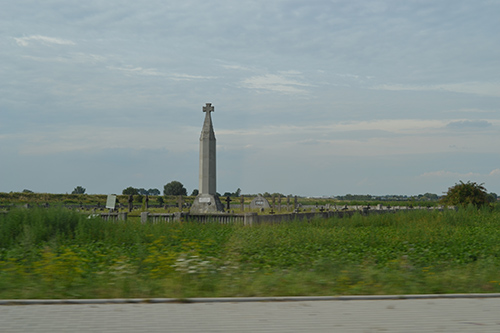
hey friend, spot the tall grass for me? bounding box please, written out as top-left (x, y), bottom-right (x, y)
top-left (1, 207), bottom-right (499, 299)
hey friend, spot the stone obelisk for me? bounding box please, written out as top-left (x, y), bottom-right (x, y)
top-left (190, 103), bottom-right (224, 214)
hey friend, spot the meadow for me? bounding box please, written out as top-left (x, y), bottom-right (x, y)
top-left (1, 206), bottom-right (499, 299)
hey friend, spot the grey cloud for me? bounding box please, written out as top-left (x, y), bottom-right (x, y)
top-left (446, 120), bottom-right (493, 129)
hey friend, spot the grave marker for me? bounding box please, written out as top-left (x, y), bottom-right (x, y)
top-left (106, 195), bottom-right (117, 211)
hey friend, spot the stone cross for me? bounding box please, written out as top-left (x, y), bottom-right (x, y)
top-left (128, 194), bottom-right (133, 212)
top-left (178, 195), bottom-right (184, 212)
top-left (203, 103), bottom-right (214, 113)
top-left (225, 196), bottom-right (232, 211)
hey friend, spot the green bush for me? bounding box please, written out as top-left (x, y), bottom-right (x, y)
top-left (440, 181), bottom-right (489, 208)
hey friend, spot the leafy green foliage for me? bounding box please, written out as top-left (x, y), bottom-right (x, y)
top-left (122, 187), bottom-right (139, 195)
top-left (163, 181), bottom-right (187, 196)
top-left (71, 186), bottom-right (86, 195)
top-left (441, 181), bottom-right (489, 208)
top-left (1, 207), bottom-right (500, 298)
top-left (122, 187), bottom-right (160, 196)
top-left (147, 188), bottom-right (161, 196)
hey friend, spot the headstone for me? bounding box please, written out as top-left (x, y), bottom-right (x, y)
top-left (106, 195), bottom-right (117, 211)
top-left (249, 195), bottom-right (271, 209)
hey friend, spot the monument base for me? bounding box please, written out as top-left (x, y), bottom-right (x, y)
top-left (190, 193), bottom-right (225, 214)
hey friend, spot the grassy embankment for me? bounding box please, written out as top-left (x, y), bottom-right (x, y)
top-left (1, 205), bottom-right (499, 299)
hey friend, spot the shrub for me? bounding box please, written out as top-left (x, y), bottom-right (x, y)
top-left (440, 181), bottom-right (489, 208)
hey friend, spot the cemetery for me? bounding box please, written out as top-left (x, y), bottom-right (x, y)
top-left (0, 103), bottom-right (499, 300)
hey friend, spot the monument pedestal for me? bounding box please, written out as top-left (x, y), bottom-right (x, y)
top-left (190, 193), bottom-right (224, 214)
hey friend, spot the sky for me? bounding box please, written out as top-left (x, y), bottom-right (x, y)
top-left (1, 0), bottom-right (499, 197)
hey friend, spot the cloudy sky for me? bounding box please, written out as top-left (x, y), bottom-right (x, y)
top-left (1, 0), bottom-right (499, 197)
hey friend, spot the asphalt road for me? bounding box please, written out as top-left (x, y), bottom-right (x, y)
top-left (2, 296), bottom-right (500, 332)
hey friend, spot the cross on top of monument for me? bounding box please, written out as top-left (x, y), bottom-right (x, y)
top-left (203, 103), bottom-right (214, 113)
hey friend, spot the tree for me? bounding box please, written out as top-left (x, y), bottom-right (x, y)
top-left (148, 188), bottom-right (161, 196)
top-left (486, 192), bottom-right (498, 203)
top-left (72, 186), bottom-right (86, 194)
top-left (122, 187), bottom-right (139, 195)
top-left (440, 181), bottom-right (489, 208)
top-left (191, 189), bottom-right (199, 196)
top-left (163, 181), bottom-right (187, 196)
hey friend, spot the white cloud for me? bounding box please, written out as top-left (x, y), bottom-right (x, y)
top-left (22, 53), bottom-right (105, 64)
top-left (170, 73), bottom-right (217, 81)
top-left (325, 119), bottom-right (445, 134)
top-left (14, 35), bottom-right (75, 47)
top-left (241, 74), bottom-right (311, 94)
top-left (107, 66), bottom-right (164, 76)
top-left (490, 169), bottom-right (500, 177)
top-left (372, 82), bottom-right (500, 97)
top-left (220, 64), bottom-right (251, 71)
top-left (14, 126), bottom-right (199, 156)
top-left (107, 66), bottom-right (216, 80)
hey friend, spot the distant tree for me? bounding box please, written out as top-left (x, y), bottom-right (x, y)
top-left (486, 192), bottom-right (498, 203)
top-left (72, 186), bottom-right (86, 194)
top-left (234, 188), bottom-right (241, 197)
top-left (440, 181), bottom-right (489, 208)
top-left (190, 189), bottom-right (199, 196)
top-left (423, 193), bottom-right (439, 200)
top-left (122, 187), bottom-right (139, 195)
top-left (148, 188), bottom-right (161, 196)
top-left (163, 181), bottom-right (187, 196)
top-left (157, 196), bottom-right (164, 205)
top-left (22, 189), bottom-right (33, 193)
top-left (138, 188), bottom-right (148, 195)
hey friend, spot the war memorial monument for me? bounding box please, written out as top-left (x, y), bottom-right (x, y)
top-left (190, 103), bottom-right (224, 214)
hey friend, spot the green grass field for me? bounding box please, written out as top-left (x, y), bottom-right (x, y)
top-left (1, 206), bottom-right (499, 299)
